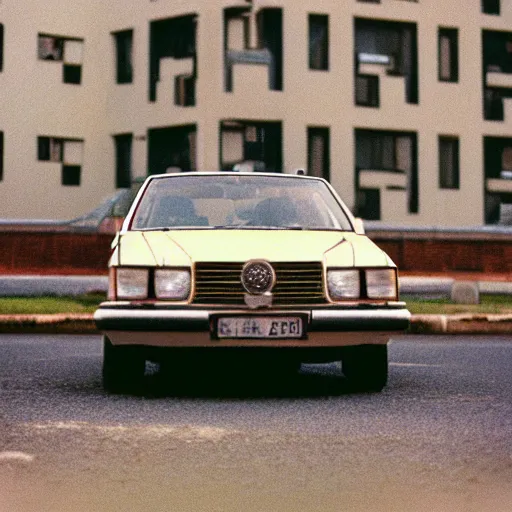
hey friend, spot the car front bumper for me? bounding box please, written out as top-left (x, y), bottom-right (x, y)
top-left (94, 302), bottom-right (411, 348)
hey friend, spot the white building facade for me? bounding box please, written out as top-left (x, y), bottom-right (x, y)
top-left (0, 0), bottom-right (511, 226)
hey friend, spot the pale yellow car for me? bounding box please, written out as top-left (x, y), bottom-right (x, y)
top-left (94, 172), bottom-right (410, 393)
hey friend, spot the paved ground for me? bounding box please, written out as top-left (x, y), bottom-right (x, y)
top-left (0, 334), bottom-right (511, 512)
top-left (0, 275), bottom-right (108, 297)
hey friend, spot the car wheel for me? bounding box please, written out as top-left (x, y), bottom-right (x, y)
top-left (102, 336), bottom-right (145, 394)
top-left (342, 344), bottom-right (388, 392)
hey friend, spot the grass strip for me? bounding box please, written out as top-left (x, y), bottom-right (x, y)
top-left (0, 294), bottom-right (511, 316)
top-left (0, 294), bottom-right (106, 315)
top-left (403, 295), bottom-right (512, 315)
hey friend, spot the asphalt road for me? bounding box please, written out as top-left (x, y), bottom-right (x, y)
top-left (0, 334), bottom-right (511, 512)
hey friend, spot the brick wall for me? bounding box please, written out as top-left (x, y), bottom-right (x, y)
top-left (377, 239), bottom-right (512, 273)
top-left (0, 228), bottom-right (510, 275)
top-left (371, 230), bottom-right (512, 273)
top-left (0, 232), bottom-right (113, 275)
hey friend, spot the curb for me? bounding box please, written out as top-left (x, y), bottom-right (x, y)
top-left (0, 314), bottom-right (98, 334)
top-left (408, 314), bottom-right (512, 335)
top-left (0, 313), bottom-right (511, 335)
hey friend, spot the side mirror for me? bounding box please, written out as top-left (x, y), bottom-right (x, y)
top-left (353, 217), bottom-right (365, 235)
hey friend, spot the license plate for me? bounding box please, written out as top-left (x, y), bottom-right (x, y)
top-left (215, 316), bottom-right (304, 339)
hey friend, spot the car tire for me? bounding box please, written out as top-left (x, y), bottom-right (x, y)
top-left (102, 336), bottom-right (145, 394)
top-left (342, 344), bottom-right (388, 392)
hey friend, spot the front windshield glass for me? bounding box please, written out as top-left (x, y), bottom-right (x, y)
top-left (130, 175), bottom-right (353, 231)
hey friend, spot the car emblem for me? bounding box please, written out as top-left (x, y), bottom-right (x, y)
top-left (241, 260), bottom-right (276, 295)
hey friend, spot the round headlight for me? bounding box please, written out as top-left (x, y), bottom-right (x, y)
top-left (327, 270), bottom-right (360, 300)
top-left (155, 269), bottom-right (191, 300)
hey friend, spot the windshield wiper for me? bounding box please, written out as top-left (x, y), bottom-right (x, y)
top-left (136, 226), bottom-right (208, 231)
top-left (304, 227), bottom-right (346, 232)
top-left (136, 225), bottom-right (343, 231)
top-left (209, 225), bottom-right (305, 230)
top-left (209, 225), bottom-right (249, 229)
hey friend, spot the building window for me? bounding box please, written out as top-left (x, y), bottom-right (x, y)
top-left (114, 134), bottom-right (132, 188)
top-left (38, 35), bottom-right (64, 60)
top-left (439, 136), bottom-right (460, 189)
top-left (307, 127), bottom-right (330, 180)
top-left (484, 136), bottom-right (512, 224)
top-left (175, 74), bottom-right (195, 106)
top-left (224, 7), bottom-right (283, 92)
top-left (309, 14), bottom-right (329, 71)
top-left (113, 29), bottom-right (133, 84)
top-left (220, 120), bottom-right (282, 172)
top-left (0, 24), bottom-right (4, 72)
top-left (63, 64), bottom-right (81, 84)
top-left (62, 165), bottom-right (81, 186)
top-left (438, 28), bottom-right (458, 82)
top-left (0, 132), bottom-right (3, 181)
top-left (149, 15), bottom-right (197, 104)
top-left (38, 136), bottom-right (63, 162)
top-left (38, 34), bottom-right (84, 85)
top-left (482, 30), bottom-right (512, 121)
top-left (354, 19), bottom-right (419, 105)
top-left (482, 0), bottom-right (500, 15)
top-left (37, 136), bottom-right (83, 186)
top-left (355, 75), bottom-right (379, 107)
top-left (148, 125), bottom-right (197, 174)
top-left (355, 129), bottom-right (418, 219)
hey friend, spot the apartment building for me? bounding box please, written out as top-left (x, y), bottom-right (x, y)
top-left (0, 0), bottom-right (511, 226)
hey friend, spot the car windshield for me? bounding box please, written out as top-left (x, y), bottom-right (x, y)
top-left (129, 174), bottom-right (353, 231)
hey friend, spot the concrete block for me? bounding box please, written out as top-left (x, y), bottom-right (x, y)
top-left (451, 281), bottom-right (480, 305)
top-left (408, 314), bottom-right (447, 334)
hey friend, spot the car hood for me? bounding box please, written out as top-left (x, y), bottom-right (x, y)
top-left (114, 230), bottom-right (392, 268)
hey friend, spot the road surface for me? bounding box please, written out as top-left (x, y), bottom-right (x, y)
top-left (0, 334), bottom-right (511, 512)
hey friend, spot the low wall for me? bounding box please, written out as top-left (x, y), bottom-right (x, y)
top-left (0, 231), bottom-right (113, 275)
top-left (0, 224), bottom-right (510, 275)
top-left (369, 227), bottom-right (512, 273)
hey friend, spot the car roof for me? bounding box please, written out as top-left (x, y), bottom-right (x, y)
top-left (145, 171), bottom-right (327, 183)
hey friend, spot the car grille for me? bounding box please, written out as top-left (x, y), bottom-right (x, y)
top-left (193, 262), bottom-right (326, 306)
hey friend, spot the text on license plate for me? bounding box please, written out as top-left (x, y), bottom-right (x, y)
top-left (216, 317), bottom-right (303, 339)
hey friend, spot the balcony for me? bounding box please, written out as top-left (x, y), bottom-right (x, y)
top-left (486, 176), bottom-right (512, 225)
top-left (482, 30), bottom-right (512, 121)
top-left (484, 136), bottom-right (512, 223)
top-left (225, 48), bottom-right (275, 92)
top-left (486, 71), bottom-right (512, 88)
top-left (224, 7), bottom-right (282, 93)
top-left (156, 57), bottom-right (195, 107)
top-left (357, 53), bottom-right (397, 75)
top-left (149, 15), bottom-right (197, 103)
top-left (220, 120), bottom-right (282, 173)
top-left (359, 169), bottom-right (407, 189)
top-left (484, 87), bottom-right (512, 121)
top-left (487, 175), bottom-right (512, 194)
top-left (358, 169), bottom-right (408, 221)
top-left (354, 19), bottom-right (418, 106)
